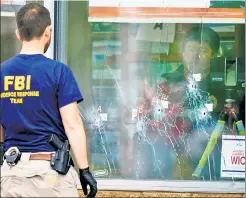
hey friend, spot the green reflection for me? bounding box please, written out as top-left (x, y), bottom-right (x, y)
top-left (210, 0), bottom-right (245, 8)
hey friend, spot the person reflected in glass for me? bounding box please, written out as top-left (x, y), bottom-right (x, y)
top-left (133, 26), bottom-right (223, 180)
top-left (163, 26), bottom-right (222, 180)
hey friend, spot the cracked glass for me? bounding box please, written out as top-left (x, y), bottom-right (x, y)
top-left (64, 1), bottom-right (245, 181)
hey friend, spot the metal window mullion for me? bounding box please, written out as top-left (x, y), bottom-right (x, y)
top-left (54, 0), bottom-right (68, 64)
top-left (43, 0), bottom-right (55, 59)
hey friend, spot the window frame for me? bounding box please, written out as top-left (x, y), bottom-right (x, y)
top-left (75, 179), bottom-right (245, 193)
top-left (43, 0), bottom-right (55, 59)
top-left (54, 1), bottom-right (246, 193)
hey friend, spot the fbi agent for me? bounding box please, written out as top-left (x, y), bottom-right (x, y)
top-left (0, 3), bottom-right (97, 197)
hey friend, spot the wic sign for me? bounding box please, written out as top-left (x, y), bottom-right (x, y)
top-left (221, 135), bottom-right (245, 178)
top-left (231, 156), bottom-right (245, 166)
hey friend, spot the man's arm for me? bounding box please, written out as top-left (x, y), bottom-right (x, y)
top-left (59, 102), bottom-right (88, 169)
top-left (59, 102), bottom-right (97, 197)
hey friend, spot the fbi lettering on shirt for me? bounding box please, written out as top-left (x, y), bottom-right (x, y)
top-left (0, 75), bottom-right (40, 104)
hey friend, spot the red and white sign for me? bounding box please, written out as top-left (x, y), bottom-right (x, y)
top-left (89, 0), bottom-right (244, 23)
top-left (221, 135), bottom-right (245, 178)
top-left (89, 0), bottom-right (210, 8)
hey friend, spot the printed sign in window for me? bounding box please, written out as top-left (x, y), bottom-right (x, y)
top-left (221, 135), bottom-right (245, 178)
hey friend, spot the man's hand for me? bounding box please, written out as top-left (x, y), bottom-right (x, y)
top-left (79, 167), bottom-right (97, 197)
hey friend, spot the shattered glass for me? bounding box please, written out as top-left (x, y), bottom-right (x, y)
top-left (67, 1), bottom-right (245, 181)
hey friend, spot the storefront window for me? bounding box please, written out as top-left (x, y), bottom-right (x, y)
top-left (59, 1), bottom-right (245, 188)
top-left (0, 0), bottom-right (244, 193)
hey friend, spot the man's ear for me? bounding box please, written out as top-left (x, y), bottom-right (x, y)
top-left (15, 29), bottom-right (22, 41)
top-left (44, 25), bottom-right (52, 39)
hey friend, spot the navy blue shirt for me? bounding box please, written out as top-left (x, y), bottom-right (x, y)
top-left (0, 54), bottom-right (83, 152)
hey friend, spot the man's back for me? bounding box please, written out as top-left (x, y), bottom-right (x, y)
top-left (0, 3), bottom-right (97, 197)
top-left (0, 54), bottom-right (83, 153)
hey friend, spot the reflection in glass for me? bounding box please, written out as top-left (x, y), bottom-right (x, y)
top-left (65, 8), bottom-right (245, 181)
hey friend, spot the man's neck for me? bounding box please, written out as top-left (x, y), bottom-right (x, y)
top-left (20, 40), bottom-right (44, 55)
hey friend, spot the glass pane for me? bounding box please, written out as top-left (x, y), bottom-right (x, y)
top-left (1, 0), bottom-right (44, 62)
top-left (65, 1), bottom-right (245, 181)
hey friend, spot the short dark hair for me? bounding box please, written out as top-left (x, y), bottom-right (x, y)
top-left (16, 3), bottom-right (51, 41)
top-left (183, 26), bottom-right (220, 54)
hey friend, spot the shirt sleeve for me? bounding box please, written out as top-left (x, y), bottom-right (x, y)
top-left (57, 66), bottom-right (84, 108)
